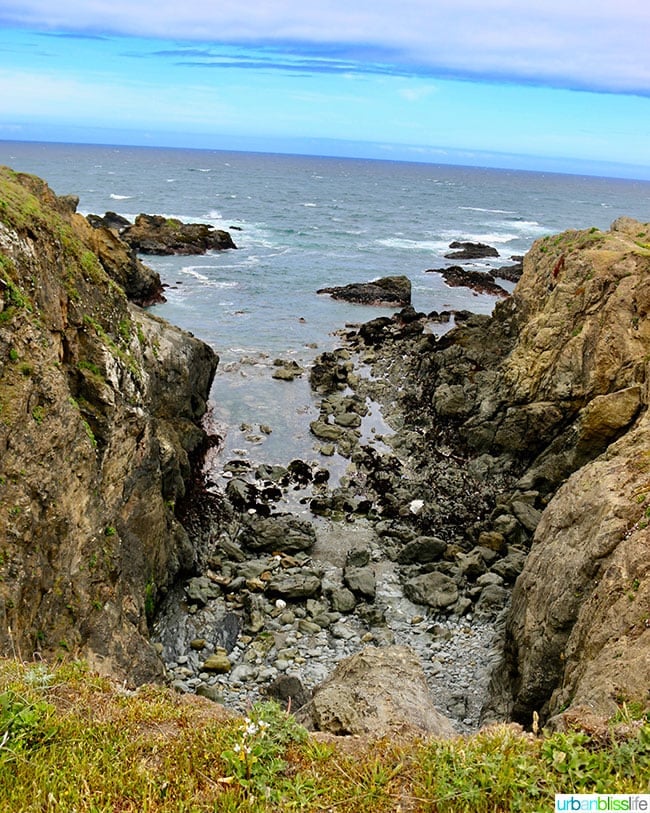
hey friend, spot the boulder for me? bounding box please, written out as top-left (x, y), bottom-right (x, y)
top-left (237, 513), bottom-right (316, 553)
top-left (317, 275), bottom-right (411, 307)
top-left (404, 571), bottom-right (459, 609)
top-left (296, 646), bottom-right (456, 737)
top-left (267, 570), bottom-right (322, 599)
top-left (396, 535), bottom-right (447, 565)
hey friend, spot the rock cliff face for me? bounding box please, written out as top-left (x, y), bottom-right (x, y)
top-left (406, 217), bottom-right (650, 724)
top-left (0, 167), bottom-right (218, 683)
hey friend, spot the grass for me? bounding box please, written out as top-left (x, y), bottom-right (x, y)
top-left (0, 659), bottom-right (648, 812)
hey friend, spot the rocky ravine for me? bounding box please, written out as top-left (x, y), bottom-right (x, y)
top-left (367, 218), bottom-right (650, 727)
top-left (0, 167), bottom-right (218, 683)
top-left (155, 219), bottom-right (650, 735)
top-left (1, 165), bottom-right (647, 734)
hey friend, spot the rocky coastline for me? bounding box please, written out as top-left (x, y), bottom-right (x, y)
top-left (1, 165), bottom-right (648, 738)
top-left (154, 220), bottom-right (650, 735)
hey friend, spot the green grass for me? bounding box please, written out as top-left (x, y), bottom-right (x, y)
top-left (0, 659), bottom-right (648, 812)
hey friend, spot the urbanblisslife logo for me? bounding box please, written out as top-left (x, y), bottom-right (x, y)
top-left (555, 796), bottom-right (650, 811)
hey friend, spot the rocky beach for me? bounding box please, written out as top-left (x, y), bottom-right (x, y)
top-left (0, 164), bottom-right (648, 742)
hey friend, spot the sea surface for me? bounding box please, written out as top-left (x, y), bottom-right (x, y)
top-left (3, 141), bottom-right (650, 468)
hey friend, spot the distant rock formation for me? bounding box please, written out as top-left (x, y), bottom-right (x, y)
top-left (444, 240), bottom-right (499, 260)
top-left (88, 212), bottom-right (237, 255)
top-left (426, 265), bottom-right (509, 297)
top-left (317, 275), bottom-right (411, 307)
top-left (0, 166), bottom-right (218, 684)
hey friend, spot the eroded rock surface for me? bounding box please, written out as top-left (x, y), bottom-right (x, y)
top-left (0, 166), bottom-right (218, 683)
top-left (296, 645), bottom-right (456, 737)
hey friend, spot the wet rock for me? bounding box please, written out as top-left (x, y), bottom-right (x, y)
top-left (272, 359), bottom-right (304, 380)
top-left (267, 570), bottom-right (322, 599)
top-left (309, 420), bottom-right (344, 442)
top-left (427, 266), bottom-right (508, 297)
top-left (238, 514), bottom-right (316, 553)
top-left (296, 645), bottom-right (456, 737)
top-left (120, 213), bottom-right (237, 255)
top-left (310, 351), bottom-right (352, 393)
top-left (404, 571), bottom-right (459, 609)
top-left (444, 241), bottom-right (499, 259)
top-left (396, 535), bottom-right (447, 565)
top-left (317, 275), bottom-right (411, 307)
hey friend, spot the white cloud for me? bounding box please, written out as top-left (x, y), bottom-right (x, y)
top-left (1, 0), bottom-right (650, 95)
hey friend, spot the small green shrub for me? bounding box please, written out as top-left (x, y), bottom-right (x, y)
top-left (221, 700), bottom-right (308, 801)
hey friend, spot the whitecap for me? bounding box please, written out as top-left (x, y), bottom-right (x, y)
top-left (110, 193), bottom-right (131, 200)
top-left (375, 237), bottom-right (449, 252)
top-left (459, 206), bottom-right (517, 214)
top-left (303, 202), bottom-right (317, 207)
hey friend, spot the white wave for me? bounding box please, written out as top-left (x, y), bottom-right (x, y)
top-left (206, 209), bottom-right (223, 220)
top-left (303, 202), bottom-right (318, 207)
top-left (110, 193), bottom-right (131, 200)
top-left (439, 230), bottom-right (519, 245)
top-left (459, 206), bottom-right (517, 214)
top-left (375, 237), bottom-right (448, 252)
top-left (180, 267), bottom-right (239, 288)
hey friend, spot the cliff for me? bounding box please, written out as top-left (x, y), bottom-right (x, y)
top-left (406, 217), bottom-right (650, 724)
top-left (0, 167), bottom-right (218, 683)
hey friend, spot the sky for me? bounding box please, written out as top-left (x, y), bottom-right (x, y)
top-left (1, 1), bottom-right (650, 178)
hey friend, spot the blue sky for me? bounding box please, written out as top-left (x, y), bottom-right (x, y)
top-left (1, 1), bottom-right (650, 178)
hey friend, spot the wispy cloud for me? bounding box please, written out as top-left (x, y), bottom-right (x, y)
top-left (1, 0), bottom-right (649, 95)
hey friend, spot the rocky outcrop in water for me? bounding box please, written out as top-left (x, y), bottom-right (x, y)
top-left (444, 240), bottom-right (499, 260)
top-left (317, 275), bottom-right (411, 307)
top-left (426, 265), bottom-right (509, 297)
top-left (89, 212), bottom-right (237, 255)
top-left (0, 167), bottom-right (218, 683)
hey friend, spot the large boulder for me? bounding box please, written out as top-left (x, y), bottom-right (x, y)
top-left (296, 646), bottom-right (456, 738)
top-left (237, 513), bottom-right (317, 553)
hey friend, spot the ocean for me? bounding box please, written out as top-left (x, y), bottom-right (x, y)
top-left (2, 140), bottom-right (650, 468)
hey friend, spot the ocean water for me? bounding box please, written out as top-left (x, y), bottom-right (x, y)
top-left (2, 141), bottom-right (650, 467)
